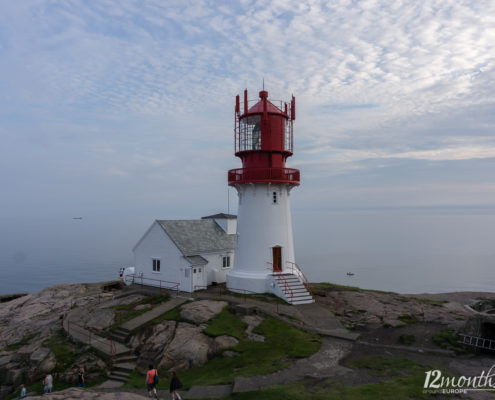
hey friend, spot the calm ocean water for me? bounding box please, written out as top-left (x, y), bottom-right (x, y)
top-left (1, 209), bottom-right (494, 295)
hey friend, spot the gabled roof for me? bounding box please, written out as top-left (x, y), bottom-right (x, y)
top-left (157, 219), bottom-right (235, 256)
top-left (201, 213), bottom-right (237, 220)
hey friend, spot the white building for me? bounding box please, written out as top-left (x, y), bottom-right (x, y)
top-left (129, 213), bottom-right (236, 293)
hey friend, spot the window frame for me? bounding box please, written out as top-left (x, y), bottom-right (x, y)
top-left (152, 258), bottom-right (161, 272)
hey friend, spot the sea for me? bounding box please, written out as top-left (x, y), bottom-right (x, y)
top-left (1, 208), bottom-right (494, 295)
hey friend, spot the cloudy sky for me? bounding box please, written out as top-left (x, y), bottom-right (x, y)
top-left (1, 0), bottom-right (494, 218)
top-left (1, 0), bottom-right (495, 292)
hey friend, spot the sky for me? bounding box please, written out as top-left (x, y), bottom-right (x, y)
top-left (1, 1), bottom-right (495, 291)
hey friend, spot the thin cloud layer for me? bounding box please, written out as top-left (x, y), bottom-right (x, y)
top-left (0, 0), bottom-right (494, 214)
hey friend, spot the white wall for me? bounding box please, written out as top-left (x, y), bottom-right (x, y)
top-left (227, 183), bottom-right (296, 293)
top-left (213, 218), bottom-right (237, 234)
top-left (133, 221), bottom-right (192, 292)
top-left (200, 251), bottom-right (234, 285)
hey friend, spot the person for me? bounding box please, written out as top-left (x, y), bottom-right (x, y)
top-left (44, 373), bottom-right (53, 393)
top-left (169, 371), bottom-right (183, 400)
top-left (145, 365), bottom-right (159, 399)
top-left (19, 384), bottom-right (26, 399)
top-left (77, 367), bottom-right (85, 388)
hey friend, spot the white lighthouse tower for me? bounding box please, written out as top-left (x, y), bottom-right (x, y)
top-left (227, 89), bottom-right (314, 305)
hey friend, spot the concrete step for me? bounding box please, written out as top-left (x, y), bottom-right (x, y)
top-left (107, 374), bottom-right (129, 383)
top-left (114, 327), bottom-right (131, 335)
top-left (115, 355), bottom-right (137, 363)
top-left (113, 363), bottom-right (136, 373)
top-left (109, 333), bottom-right (128, 343)
top-left (109, 370), bottom-right (131, 380)
top-left (291, 298), bottom-right (315, 305)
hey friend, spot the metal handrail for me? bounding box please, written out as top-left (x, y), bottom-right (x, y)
top-left (286, 261), bottom-right (314, 297)
top-left (459, 333), bottom-right (495, 350)
top-left (125, 274), bottom-right (180, 296)
top-left (65, 318), bottom-right (116, 357)
top-left (228, 167), bottom-right (300, 185)
top-left (265, 264), bottom-right (293, 302)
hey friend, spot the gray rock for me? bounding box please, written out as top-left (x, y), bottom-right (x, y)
top-left (84, 309), bottom-right (115, 330)
top-left (215, 335), bottom-right (239, 348)
top-left (159, 323), bottom-right (216, 370)
top-left (129, 320), bottom-right (176, 367)
top-left (30, 347), bottom-right (50, 363)
top-left (6, 368), bottom-right (23, 385)
top-left (39, 351), bottom-right (56, 374)
top-left (180, 300), bottom-right (228, 324)
top-left (27, 387), bottom-right (149, 399)
top-left (0, 355), bottom-right (12, 367)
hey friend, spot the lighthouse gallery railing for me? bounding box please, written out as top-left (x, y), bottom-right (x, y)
top-left (228, 167), bottom-right (300, 185)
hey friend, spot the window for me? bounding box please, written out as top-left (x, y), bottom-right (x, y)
top-left (272, 191), bottom-right (278, 204)
top-left (152, 259), bottom-right (160, 272)
top-left (222, 256), bottom-right (231, 268)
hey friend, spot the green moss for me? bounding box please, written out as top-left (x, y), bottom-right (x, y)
top-left (432, 328), bottom-right (459, 349)
top-left (43, 334), bottom-right (80, 373)
top-left (346, 356), bottom-right (422, 376)
top-left (398, 334), bottom-right (416, 345)
top-left (397, 314), bottom-right (419, 324)
top-left (414, 298), bottom-right (449, 307)
top-left (204, 307), bottom-right (248, 339)
top-left (125, 316), bottom-right (321, 389)
top-left (4, 332), bottom-right (39, 351)
top-left (315, 283), bottom-right (395, 295)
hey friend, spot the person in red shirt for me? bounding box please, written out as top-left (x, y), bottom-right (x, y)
top-left (145, 365), bottom-right (159, 399)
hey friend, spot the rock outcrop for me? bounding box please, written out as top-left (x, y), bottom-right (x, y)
top-left (180, 300), bottom-right (228, 324)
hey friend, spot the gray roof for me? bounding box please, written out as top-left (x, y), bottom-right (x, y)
top-left (201, 213), bottom-right (237, 220)
top-left (185, 255), bottom-right (208, 265)
top-left (157, 219), bottom-right (235, 256)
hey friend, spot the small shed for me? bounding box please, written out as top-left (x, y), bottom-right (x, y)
top-left (131, 214), bottom-right (236, 292)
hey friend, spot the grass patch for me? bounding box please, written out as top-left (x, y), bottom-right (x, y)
top-left (109, 294), bottom-right (171, 331)
top-left (125, 316), bottom-right (320, 390)
top-left (398, 334), bottom-right (416, 345)
top-left (43, 334), bottom-right (80, 373)
top-left (432, 328), bottom-right (459, 349)
top-left (5, 332), bottom-right (39, 351)
top-left (346, 356), bottom-right (421, 376)
top-left (214, 371), bottom-right (433, 400)
top-left (315, 282), bottom-right (395, 295)
top-left (397, 314), bottom-right (419, 324)
top-left (413, 298), bottom-right (449, 307)
top-left (203, 307), bottom-right (248, 339)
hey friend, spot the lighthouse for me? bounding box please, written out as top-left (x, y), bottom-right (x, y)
top-left (227, 89), bottom-right (314, 305)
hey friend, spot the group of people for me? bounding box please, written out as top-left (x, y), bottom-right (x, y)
top-left (17, 367), bottom-right (83, 398)
top-left (146, 365), bottom-right (183, 400)
top-left (16, 365), bottom-right (180, 399)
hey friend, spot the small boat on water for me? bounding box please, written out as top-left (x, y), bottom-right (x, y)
top-left (346, 272), bottom-right (355, 276)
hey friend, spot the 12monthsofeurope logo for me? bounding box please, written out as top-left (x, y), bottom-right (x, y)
top-left (423, 365), bottom-right (495, 395)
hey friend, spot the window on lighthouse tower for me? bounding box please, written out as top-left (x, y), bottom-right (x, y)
top-left (272, 191), bottom-right (278, 204)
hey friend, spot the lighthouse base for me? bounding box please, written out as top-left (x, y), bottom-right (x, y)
top-left (226, 270), bottom-right (270, 294)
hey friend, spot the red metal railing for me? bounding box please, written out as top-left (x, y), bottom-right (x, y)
top-left (65, 318), bottom-right (116, 357)
top-left (125, 274), bottom-right (180, 296)
top-left (266, 264), bottom-right (294, 303)
top-left (228, 167), bottom-right (300, 185)
top-left (286, 261), bottom-right (314, 298)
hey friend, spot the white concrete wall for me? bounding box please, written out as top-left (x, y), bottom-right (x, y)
top-left (200, 251), bottom-right (234, 286)
top-left (227, 183), bottom-right (296, 294)
top-left (133, 221), bottom-right (193, 292)
top-left (214, 218), bottom-right (237, 234)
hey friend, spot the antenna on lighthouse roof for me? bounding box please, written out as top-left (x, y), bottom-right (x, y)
top-left (262, 78), bottom-right (264, 90)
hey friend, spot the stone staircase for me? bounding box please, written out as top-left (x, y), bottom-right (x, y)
top-left (107, 327), bottom-right (135, 383)
top-left (109, 327), bottom-right (131, 344)
top-left (272, 273), bottom-right (314, 305)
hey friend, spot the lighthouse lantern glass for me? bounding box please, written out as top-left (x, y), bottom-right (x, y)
top-left (240, 115), bottom-right (261, 151)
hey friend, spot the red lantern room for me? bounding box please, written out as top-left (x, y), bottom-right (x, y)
top-left (228, 89), bottom-right (300, 185)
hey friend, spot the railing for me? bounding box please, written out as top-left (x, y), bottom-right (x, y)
top-left (286, 261), bottom-right (314, 298)
top-left (65, 318), bottom-right (116, 357)
top-left (125, 274), bottom-right (180, 296)
top-left (228, 167), bottom-right (300, 185)
top-left (266, 265), bottom-right (294, 303)
top-left (193, 284), bottom-right (261, 302)
top-left (459, 334), bottom-right (495, 350)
